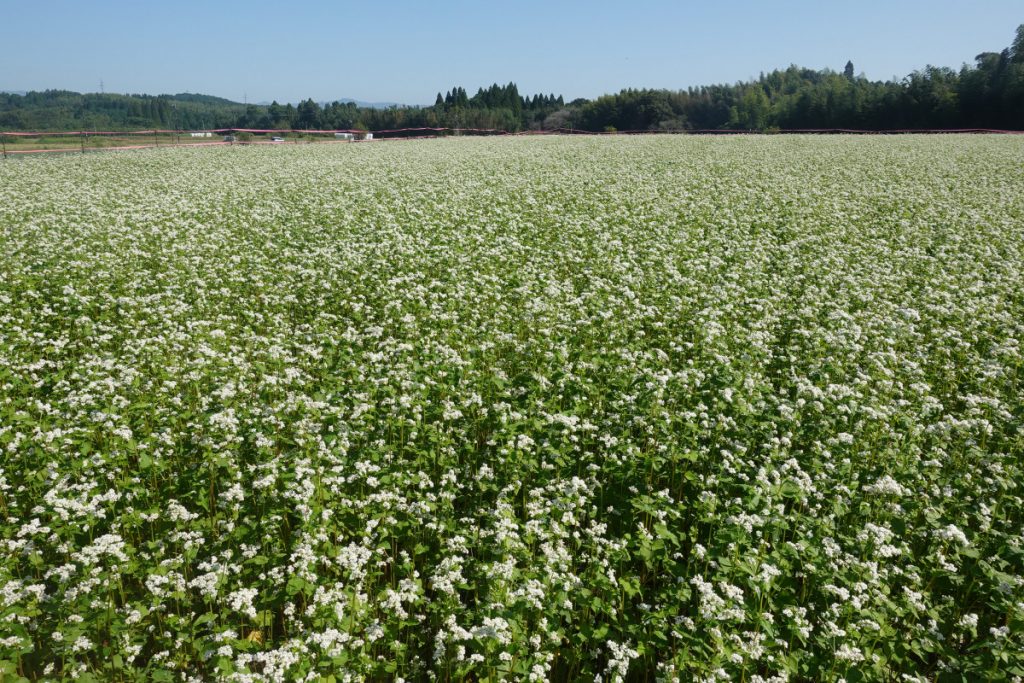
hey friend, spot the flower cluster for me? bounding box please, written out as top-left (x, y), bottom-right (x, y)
top-left (0, 135), bottom-right (1023, 680)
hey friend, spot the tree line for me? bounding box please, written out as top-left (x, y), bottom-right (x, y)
top-left (570, 24), bottom-right (1023, 132)
top-left (2, 24), bottom-right (1021, 133)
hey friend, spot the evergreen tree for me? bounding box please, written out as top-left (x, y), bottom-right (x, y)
top-left (296, 99), bottom-right (320, 129)
top-left (1012, 24), bottom-right (1024, 62)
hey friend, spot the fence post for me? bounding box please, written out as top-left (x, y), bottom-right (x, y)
top-left (81, 133), bottom-right (86, 154)
top-left (1, 134), bottom-right (6, 159)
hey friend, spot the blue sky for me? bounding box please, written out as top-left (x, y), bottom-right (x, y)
top-left (2, 1), bottom-right (1020, 104)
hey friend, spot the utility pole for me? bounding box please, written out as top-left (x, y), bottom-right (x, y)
top-left (100, 79), bottom-right (104, 94)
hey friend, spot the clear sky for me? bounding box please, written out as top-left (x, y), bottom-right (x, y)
top-left (2, 1), bottom-right (1020, 105)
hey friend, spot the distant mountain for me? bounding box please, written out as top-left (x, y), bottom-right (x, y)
top-left (169, 93), bottom-right (243, 106)
top-left (251, 98), bottom-right (406, 109)
top-left (5, 89), bottom-right (406, 109)
top-left (329, 99), bottom-right (406, 109)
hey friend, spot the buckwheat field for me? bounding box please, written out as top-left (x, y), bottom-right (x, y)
top-left (1, 135), bottom-right (1023, 682)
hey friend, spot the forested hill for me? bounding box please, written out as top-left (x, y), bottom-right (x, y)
top-left (2, 24), bottom-right (1022, 133)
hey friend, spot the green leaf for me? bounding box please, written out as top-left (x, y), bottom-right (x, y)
top-left (194, 612), bottom-right (217, 627)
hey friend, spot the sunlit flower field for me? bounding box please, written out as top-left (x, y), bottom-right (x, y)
top-left (1, 135), bottom-right (1023, 682)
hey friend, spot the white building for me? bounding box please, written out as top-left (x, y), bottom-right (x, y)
top-left (189, 132), bottom-right (212, 138)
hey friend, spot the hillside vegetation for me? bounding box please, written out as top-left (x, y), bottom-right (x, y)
top-left (2, 24), bottom-right (1021, 133)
